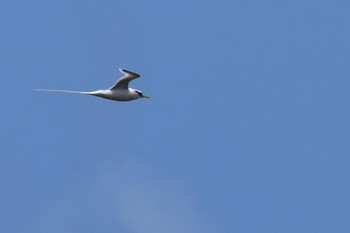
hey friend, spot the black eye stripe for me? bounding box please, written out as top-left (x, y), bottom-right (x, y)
top-left (135, 90), bottom-right (142, 96)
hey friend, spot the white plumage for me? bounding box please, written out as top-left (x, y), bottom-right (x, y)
top-left (33, 68), bottom-right (150, 101)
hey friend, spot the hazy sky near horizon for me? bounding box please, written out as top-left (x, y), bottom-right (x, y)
top-left (1, 1), bottom-right (350, 232)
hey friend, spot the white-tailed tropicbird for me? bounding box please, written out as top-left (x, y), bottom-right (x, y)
top-left (33, 68), bottom-right (150, 101)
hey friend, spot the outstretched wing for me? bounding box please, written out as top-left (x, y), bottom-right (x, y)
top-left (109, 69), bottom-right (141, 90)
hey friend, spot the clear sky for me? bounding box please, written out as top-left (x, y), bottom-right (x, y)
top-left (1, 0), bottom-right (350, 232)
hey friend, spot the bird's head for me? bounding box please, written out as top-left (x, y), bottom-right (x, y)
top-left (135, 90), bottom-right (150, 99)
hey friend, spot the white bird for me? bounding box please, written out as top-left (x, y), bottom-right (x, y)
top-left (33, 68), bottom-right (150, 101)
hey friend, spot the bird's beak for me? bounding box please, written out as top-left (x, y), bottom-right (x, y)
top-left (141, 93), bottom-right (150, 98)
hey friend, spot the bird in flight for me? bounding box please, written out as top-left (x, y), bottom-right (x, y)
top-left (33, 68), bottom-right (150, 101)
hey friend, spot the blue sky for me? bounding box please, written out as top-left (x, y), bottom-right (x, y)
top-left (1, 0), bottom-right (350, 232)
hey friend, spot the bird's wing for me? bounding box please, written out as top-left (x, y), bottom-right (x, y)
top-left (109, 69), bottom-right (141, 90)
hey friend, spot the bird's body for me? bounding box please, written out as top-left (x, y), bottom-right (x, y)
top-left (87, 88), bottom-right (145, 101)
top-left (34, 68), bottom-right (150, 101)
